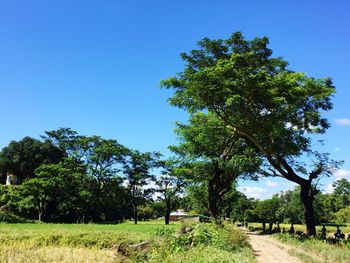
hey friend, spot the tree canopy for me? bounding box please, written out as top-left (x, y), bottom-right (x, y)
top-left (162, 32), bottom-right (340, 235)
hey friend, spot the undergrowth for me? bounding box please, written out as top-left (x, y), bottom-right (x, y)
top-left (0, 211), bottom-right (29, 223)
top-left (148, 222), bottom-right (256, 263)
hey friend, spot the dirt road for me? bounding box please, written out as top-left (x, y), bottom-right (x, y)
top-left (246, 231), bottom-right (301, 263)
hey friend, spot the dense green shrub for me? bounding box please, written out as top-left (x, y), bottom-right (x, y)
top-left (148, 222), bottom-right (253, 262)
top-left (154, 227), bottom-right (175, 236)
top-left (0, 211), bottom-right (28, 223)
top-left (333, 206), bottom-right (350, 224)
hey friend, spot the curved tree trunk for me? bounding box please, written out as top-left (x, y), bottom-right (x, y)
top-left (300, 182), bottom-right (316, 236)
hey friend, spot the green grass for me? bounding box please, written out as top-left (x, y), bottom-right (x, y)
top-left (0, 221), bottom-right (256, 263)
top-left (0, 221), bottom-right (179, 248)
top-left (275, 233), bottom-right (350, 263)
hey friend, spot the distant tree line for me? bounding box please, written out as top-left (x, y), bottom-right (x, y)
top-left (0, 128), bottom-right (185, 224)
top-left (227, 180), bottom-right (350, 228)
top-left (0, 128), bottom-right (349, 227)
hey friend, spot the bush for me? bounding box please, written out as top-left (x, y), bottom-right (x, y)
top-left (0, 211), bottom-right (28, 223)
top-left (154, 227), bottom-right (175, 237)
top-left (148, 222), bottom-right (253, 262)
top-left (333, 206), bottom-right (350, 224)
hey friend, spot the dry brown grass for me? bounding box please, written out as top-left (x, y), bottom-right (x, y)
top-left (0, 245), bottom-right (123, 263)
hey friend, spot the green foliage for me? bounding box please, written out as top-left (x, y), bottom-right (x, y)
top-left (332, 179), bottom-right (350, 211)
top-left (149, 222), bottom-right (254, 263)
top-left (154, 227), bottom-right (175, 236)
top-left (162, 31), bottom-right (340, 235)
top-left (229, 192), bottom-right (255, 222)
top-left (123, 150), bottom-right (161, 224)
top-left (170, 112), bottom-right (261, 221)
top-left (155, 160), bottom-right (187, 224)
top-left (0, 137), bottom-right (64, 182)
top-left (333, 206), bottom-right (350, 223)
top-left (137, 206), bottom-right (155, 221)
top-left (253, 196), bottom-right (280, 223)
top-left (275, 188), bottom-right (304, 224)
top-left (174, 222), bottom-right (249, 251)
top-left (0, 210), bottom-right (28, 223)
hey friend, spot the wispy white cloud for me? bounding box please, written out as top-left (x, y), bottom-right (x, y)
top-left (238, 186), bottom-right (266, 199)
top-left (333, 169), bottom-right (350, 178)
top-left (266, 180), bottom-right (278, 187)
top-left (324, 183), bottom-right (334, 194)
top-left (335, 118), bottom-right (350, 126)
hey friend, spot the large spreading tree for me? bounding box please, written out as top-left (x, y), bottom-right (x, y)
top-left (161, 32), bottom-right (339, 235)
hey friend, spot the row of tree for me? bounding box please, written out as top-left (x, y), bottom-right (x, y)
top-left (229, 180), bottom-right (350, 227)
top-left (1, 128), bottom-right (349, 227)
top-left (0, 129), bottom-right (185, 224)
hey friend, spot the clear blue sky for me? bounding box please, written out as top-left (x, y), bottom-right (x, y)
top-left (1, 0), bottom-right (349, 198)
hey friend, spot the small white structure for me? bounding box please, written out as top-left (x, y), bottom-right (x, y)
top-left (169, 210), bottom-right (188, 221)
top-left (6, 174), bottom-right (18, 185)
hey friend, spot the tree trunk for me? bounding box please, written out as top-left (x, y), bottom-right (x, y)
top-left (165, 199), bottom-right (171, 225)
top-left (300, 183), bottom-right (316, 236)
top-left (269, 222), bottom-right (273, 232)
top-left (262, 222), bottom-right (266, 231)
top-left (208, 179), bottom-right (221, 224)
top-left (37, 199), bottom-right (43, 222)
top-left (134, 204), bottom-right (138, 224)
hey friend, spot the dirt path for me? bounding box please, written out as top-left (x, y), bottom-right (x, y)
top-left (245, 231), bottom-right (302, 263)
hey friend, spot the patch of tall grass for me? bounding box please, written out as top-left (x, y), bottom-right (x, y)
top-left (148, 222), bottom-right (256, 263)
top-left (0, 245), bottom-right (120, 263)
top-left (275, 233), bottom-right (350, 263)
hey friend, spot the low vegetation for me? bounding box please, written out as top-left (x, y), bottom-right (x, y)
top-left (0, 221), bottom-right (256, 263)
top-left (149, 222), bottom-right (256, 263)
top-left (0, 210), bottom-right (29, 223)
top-left (275, 233), bottom-right (350, 263)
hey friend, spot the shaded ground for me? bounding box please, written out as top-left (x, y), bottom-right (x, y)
top-left (245, 231), bottom-right (301, 263)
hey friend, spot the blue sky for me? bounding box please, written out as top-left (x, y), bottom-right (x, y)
top-left (1, 0), bottom-right (349, 199)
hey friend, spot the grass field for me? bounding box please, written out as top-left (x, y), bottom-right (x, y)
top-left (0, 221), bottom-right (256, 263)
